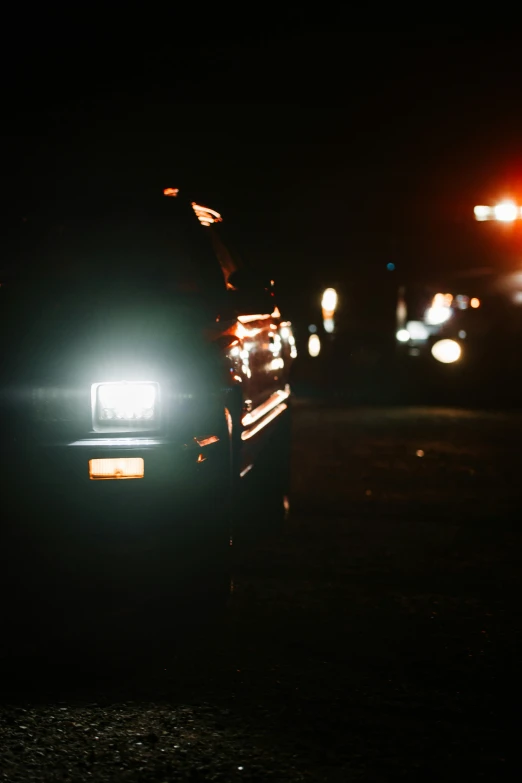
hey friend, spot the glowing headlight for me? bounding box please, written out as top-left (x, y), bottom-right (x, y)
top-left (425, 306), bottom-right (452, 326)
top-left (92, 382), bottom-right (160, 430)
top-left (431, 339), bottom-right (461, 364)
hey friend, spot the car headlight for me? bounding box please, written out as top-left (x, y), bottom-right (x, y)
top-left (431, 339), bottom-right (461, 364)
top-left (92, 382), bottom-right (160, 431)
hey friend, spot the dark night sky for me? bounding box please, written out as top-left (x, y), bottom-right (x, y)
top-left (4, 16), bottom-right (522, 321)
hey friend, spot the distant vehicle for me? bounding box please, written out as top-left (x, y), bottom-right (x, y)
top-left (0, 189), bottom-right (295, 640)
top-left (395, 269), bottom-right (522, 372)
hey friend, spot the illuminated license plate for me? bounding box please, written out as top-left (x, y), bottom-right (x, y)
top-left (89, 457), bottom-right (144, 480)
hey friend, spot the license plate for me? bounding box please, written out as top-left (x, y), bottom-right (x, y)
top-left (89, 457), bottom-right (144, 480)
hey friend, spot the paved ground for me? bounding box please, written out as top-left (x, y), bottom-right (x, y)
top-left (1, 403), bottom-right (522, 781)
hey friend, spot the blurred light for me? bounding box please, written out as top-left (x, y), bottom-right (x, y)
top-left (192, 202), bottom-right (222, 226)
top-left (94, 382), bottom-right (158, 425)
top-left (163, 187), bottom-right (179, 197)
top-left (474, 205), bottom-right (491, 220)
top-left (396, 329), bottom-right (410, 342)
top-left (323, 317), bottom-right (335, 333)
top-left (425, 293), bottom-right (453, 325)
top-left (396, 294), bottom-right (407, 328)
top-left (458, 330), bottom-right (467, 339)
top-left (416, 449), bottom-right (424, 457)
top-left (281, 326), bottom-right (291, 339)
top-left (425, 306), bottom-right (452, 325)
top-left (386, 262), bottom-right (395, 271)
top-left (235, 322), bottom-right (262, 339)
top-left (269, 335), bottom-right (282, 354)
top-left (494, 201), bottom-right (518, 222)
top-left (405, 321), bottom-right (429, 341)
top-left (237, 314), bottom-right (269, 324)
top-left (456, 295), bottom-right (469, 310)
top-left (470, 297), bottom-right (480, 308)
top-left (230, 346), bottom-right (240, 357)
top-left (308, 334), bottom-right (321, 357)
top-left (290, 346), bottom-right (298, 358)
top-left (89, 457), bottom-right (144, 480)
top-left (431, 339), bottom-right (461, 364)
top-left (321, 288), bottom-right (338, 313)
top-left (308, 324), bottom-right (317, 333)
top-left (513, 291), bottom-right (522, 305)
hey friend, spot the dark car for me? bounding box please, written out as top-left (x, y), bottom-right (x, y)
top-left (0, 189), bottom-right (295, 649)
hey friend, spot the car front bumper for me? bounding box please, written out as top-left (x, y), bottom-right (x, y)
top-left (0, 432), bottom-right (229, 595)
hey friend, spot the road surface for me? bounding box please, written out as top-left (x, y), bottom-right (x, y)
top-left (1, 403), bottom-right (521, 781)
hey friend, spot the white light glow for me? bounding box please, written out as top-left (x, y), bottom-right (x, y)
top-left (308, 334), bottom-right (321, 357)
top-left (431, 339), bottom-right (461, 364)
top-left (425, 306), bottom-right (452, 326)
top-left (96, 382), bottom-right (157, 422)
top-left (321, 288), bottom-right (338, 313)
top-left (474, 205), bottom-right (491, 220)
top-left (396, 329), bottom-right (410, 343)
top-left (323, 317), bottom-right (335, 333)
top-left (405, 321), bottom-right (429, 341)
top-left (494, 201), bottom-right (518, 222)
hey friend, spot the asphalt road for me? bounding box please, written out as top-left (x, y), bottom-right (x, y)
top-left (1, 402), bottom-right (522, 781)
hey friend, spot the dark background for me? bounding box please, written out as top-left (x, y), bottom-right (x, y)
top-left (4, 16), bottom-right (522, 326)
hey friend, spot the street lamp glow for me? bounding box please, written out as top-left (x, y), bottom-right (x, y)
top-left (494, 201), bottom-right (518, 222)
top-left (308, 334), bottom-right (321, 357)
top-left (396, 329), bottom-right (410, 342)
top-left (321, 288), bottom-right (338, 314)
